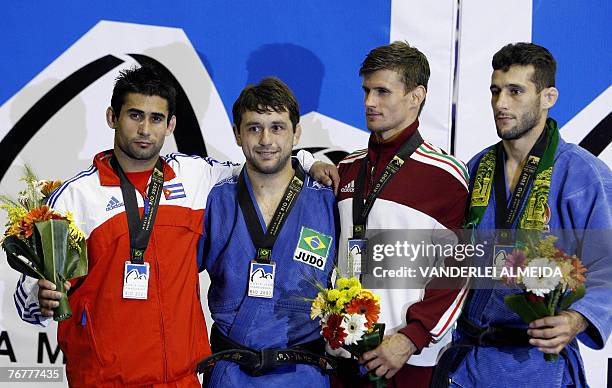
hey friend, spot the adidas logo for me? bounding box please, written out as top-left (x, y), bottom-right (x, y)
top-left (105, 196), bottom-right (124, 211)
top-left (340, 181), bottom-right (355, 193)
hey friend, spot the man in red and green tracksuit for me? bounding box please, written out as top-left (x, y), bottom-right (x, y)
top-left (332, 41), bottom-right (469, 388)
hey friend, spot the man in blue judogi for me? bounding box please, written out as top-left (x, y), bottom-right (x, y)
top-left (197, 77), bottom-right (337, 387)
top-left (446, 43), bottom-right (612, 387)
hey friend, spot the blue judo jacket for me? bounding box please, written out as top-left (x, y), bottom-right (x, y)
top-left (450, 133), bottom-right (612, 388)
top-left (199, 166), bottom-right (337, 387)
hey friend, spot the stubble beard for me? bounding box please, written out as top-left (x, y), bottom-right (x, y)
top-left (249, 149), bottom-right (292, 175)
top-left (496, 106), bottom-right (541, 141)
top-left (117, 139), bottom-right (163, 163)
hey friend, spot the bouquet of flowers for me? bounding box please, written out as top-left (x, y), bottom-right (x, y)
top-left (501, 235), bottom-right (587, 361)
top-left (311, 276), bottom-right (386, 387)
top-left (0, 166), bottom-right (87, 321)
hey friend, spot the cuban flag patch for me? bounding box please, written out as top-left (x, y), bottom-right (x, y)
top-left (163, 183), bottom-right (186, 200)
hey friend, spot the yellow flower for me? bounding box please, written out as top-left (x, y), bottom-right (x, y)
top-left (327, 289), bottom-right (341, 301)
top-left (345, 286), bottom-right (361, 300)
top-left (311, 293), bottom-right (326, 320)
top-left (336, 277), bottom-right (361, 290)
top-left (1, 204), bottom-right (28, 230)
top-left (66, 212), bottom-right (86, 252)
top-left (347, 277), bottom-right (361, 289)
top-left (537, 236), bottom-right (558, 258)
top-left (335, 288), bottom-right (355, 309)
top-left (336, 277), bottom-right (350, 289)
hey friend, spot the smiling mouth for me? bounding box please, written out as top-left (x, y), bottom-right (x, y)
top-left (256, 150), bottom-right (279, 159)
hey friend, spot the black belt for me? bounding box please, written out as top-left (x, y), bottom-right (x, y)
top-left (430, 316), bottom-right (532, 388)
top-left (196, 324), bottom-right (336, 379)
top-left (456, 314), bottom-right (531, 347)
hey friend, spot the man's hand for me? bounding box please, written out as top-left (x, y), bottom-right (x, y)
top-left (527, 310), bottom-right (588, 355)
top-left (359, 333), bottom-right (417, 379)
top-left (38, 279), bottom-right (71, 317)
top-left (310, 161), bottom-right (340, 194)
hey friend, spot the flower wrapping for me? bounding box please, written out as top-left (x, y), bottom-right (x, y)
top-left (1, 166), bottom-right (88, 321)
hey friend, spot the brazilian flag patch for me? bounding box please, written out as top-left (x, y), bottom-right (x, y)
top-left (293, 227), bottom-right (332, 270)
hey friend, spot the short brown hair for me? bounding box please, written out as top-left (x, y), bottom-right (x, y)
top-left (232, 77), bottom-right (300, 132)
top-left (360, 41), bottom-right (430, 114)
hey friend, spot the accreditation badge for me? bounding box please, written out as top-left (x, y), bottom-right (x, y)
top-left (123, 261), bottom-right (150, 300)
top-left (348, 238), bottom-right (367, 275)
top-left (248, 261), bottom-right (275, 299)
top-left (492, 245), bottom-right (514, 280)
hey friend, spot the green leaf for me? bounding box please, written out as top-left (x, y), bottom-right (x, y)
top-left (2, 236), bottom-right (45, 279)
top-left (35, 219), bottom-right (89, 321)
top-left (64, 241), bottom-right (88, 280)
top-left (504, 294), bottom-right (549, 323)
top-left (559, 287), bottom-right (586, 311)
top-left (35, 219), bottom-right (70, 284)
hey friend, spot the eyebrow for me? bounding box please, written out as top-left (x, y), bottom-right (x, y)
top-left (490, 83), bottom-right (526, 89)
top-left (244, 120), bottom-right (287, 126)
top-left (126, 108), bottom-right (166, 119)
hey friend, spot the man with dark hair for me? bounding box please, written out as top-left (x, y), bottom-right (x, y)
top-left (110, 65), bottom-right (177, 125)
top-left (446, 42), bottom-right (611, 387)
top-left (198, 77), bottom-right (336, 386)
top-left (232, 77), bottom-right (300, 131)
top-left (334, 41), bottom-right (469, 387)
top-left (14, 68), bottom-right (337, 387)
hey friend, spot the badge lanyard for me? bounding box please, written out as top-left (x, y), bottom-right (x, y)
top-left (111, 156), bottom-right (165, 300)
top-left (347, 131), bottom-right (422, 275)
top-left (110, 156), bottom-right (165, 264)
top-left (491, 127), bottom-right (548, 278)
top-left (494, 126), bottom-right (549, 243)
top-left (237, 166), bottom-right (305, 298)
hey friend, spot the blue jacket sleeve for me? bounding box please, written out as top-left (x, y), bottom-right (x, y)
top-left (563, 171), bottom-right (612, 349)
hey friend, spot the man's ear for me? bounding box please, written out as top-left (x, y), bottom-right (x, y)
top-left (233, 125), bottom-right (242, 146)
top-left (106, 107), bottom-right (117, 129)
top-left (165, 115), bottom-right (176, 136)
top-left (411, 85), bottom-right (426, 110)
top-left (541, 87), bottom-right (559, 110)
top-left (293, 123), bottom-right (302, 146)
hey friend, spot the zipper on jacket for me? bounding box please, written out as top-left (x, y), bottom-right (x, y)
top-left (152, 226), bottom-right (169, 381)
top-left (139, 187), bottom-right (169, 381)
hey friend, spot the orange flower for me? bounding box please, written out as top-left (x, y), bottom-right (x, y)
top-left (16, 206), bottom-right (65, 239)
top-left (345, 297), bottom-right (380, 329)
top-left (568, 256), bottom-right (587, 290)
top-left (41, 180), bottom-right (62, 197)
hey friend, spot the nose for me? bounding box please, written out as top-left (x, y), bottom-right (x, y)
top-left (259, 128), bottom-right (272, 145)
top-left (494, 91), bottom-right (509, 111)
top-left (364, 91), bottom-right (376, 109)
top-left (138, 117), bottom-right (151, 136)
